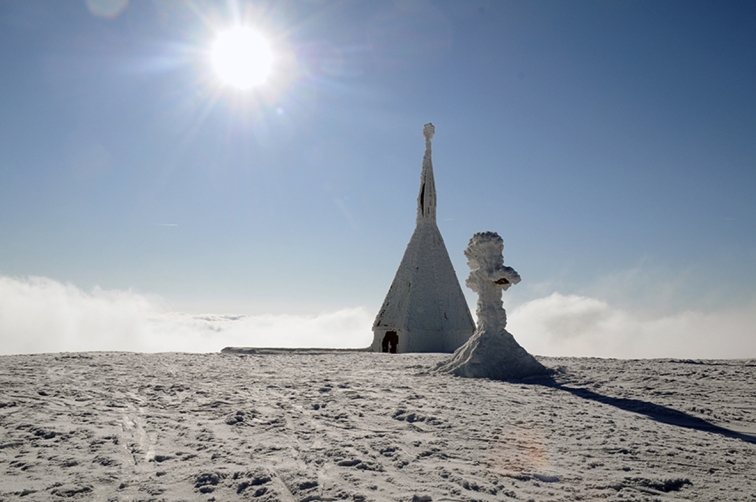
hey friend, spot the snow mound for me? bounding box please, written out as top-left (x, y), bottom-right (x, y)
top-left (437, 327), bottom-right (550, 380)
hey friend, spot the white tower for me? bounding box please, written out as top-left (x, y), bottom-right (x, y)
top-left (372, 124), bottom-right (475, 353)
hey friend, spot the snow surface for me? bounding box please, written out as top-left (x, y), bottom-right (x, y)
top-left (438, 232), bottom-right (548, 380)
top-left (1, 351), bottom-right (755, 501)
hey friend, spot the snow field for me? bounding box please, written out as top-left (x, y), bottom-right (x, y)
top-left (0, 351), bottom-right (755, 501)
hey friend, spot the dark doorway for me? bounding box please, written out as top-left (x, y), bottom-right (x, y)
top-left (382, 331), bottom-right (398, 353)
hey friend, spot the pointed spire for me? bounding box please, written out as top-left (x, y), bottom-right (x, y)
top-left (373, 122), bottom-right (475, 353)
top-left (417, 123), bottom-right (437, 223)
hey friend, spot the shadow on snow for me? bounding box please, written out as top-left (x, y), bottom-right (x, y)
top-left (524, 374), bottom-right (756, 445)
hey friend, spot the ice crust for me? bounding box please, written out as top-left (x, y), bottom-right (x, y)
top-left (438, 232), bottom-right (549, 380)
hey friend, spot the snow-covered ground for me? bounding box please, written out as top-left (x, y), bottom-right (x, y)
top-left (1, 351), bottom-right (754, 501)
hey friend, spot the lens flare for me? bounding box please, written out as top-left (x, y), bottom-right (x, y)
top-left (86, 0), bottom-right (128, 19)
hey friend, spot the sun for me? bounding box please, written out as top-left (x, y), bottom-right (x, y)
top-left (211, 27), bottom-right (273, 89)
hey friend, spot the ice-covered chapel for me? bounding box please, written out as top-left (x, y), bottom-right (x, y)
top-left (372, 124), bottom-right (476, 353)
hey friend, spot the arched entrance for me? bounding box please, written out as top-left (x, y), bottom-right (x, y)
top-left (381, 331), bottom-right (399, 353)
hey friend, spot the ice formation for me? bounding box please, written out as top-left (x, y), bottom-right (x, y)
top-left (437, 231), bottom-right (549, 380)
top-left (372, 124), bottom-right (475, 353)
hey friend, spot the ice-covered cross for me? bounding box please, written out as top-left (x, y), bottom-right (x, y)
top-left (464, 231), bottom-right (521, 331)
top-left (436, 231), bottom-right (547, 380)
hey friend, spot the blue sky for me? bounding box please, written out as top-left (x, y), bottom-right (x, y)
top-left (1, 0), bottom-right (755, 356)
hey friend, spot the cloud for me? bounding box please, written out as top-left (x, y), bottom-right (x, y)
top-left (509, 292), bottom-right (756, 359)
top-left (0, 275), bottom-right (373, 355)
top-left (3, 275), bottom-right (754, 359)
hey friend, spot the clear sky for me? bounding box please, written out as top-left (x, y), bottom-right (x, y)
top-left (1, 0), bottom-right (755, 357)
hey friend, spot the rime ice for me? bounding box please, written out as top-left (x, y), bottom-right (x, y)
top-left (438, 232), bottom-right (548, 380)
top-left (372, 124), bottom-right (475, 353)
top-left (465, 231), bottom-right (521, 331)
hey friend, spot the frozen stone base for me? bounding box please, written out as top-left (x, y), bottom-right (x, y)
top-left (437, 328), bottom-right (551, 381)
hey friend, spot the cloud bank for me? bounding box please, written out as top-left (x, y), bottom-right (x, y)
top-left (509, 292), bottom-right (756, 359)
top-left (1, 275), bottom-right (754, 358)
top-left (0, 275), bottom-right (373, 355)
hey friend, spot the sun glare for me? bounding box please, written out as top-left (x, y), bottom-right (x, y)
top-left (211, 27), bottom-right (273, 89)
